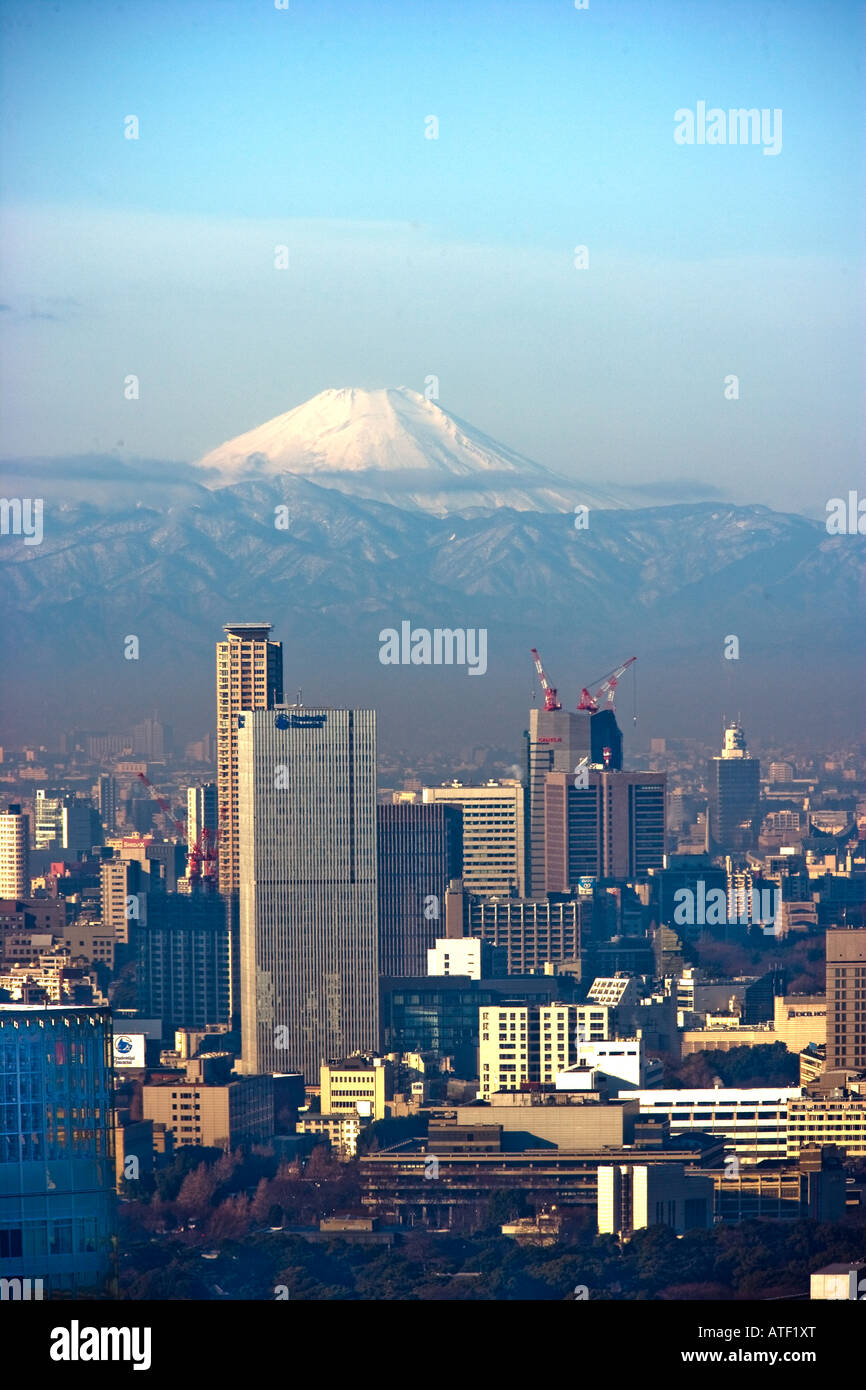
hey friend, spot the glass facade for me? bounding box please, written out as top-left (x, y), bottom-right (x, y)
top-left (381, 977), bottom-right (574, 1076)
top-left (238, 707), bottom-right (378, 1081)
top-left (712, 744), bottom-right (761, 850)
top-left (136, 892), bottom-right (231, 1032)
top-left (0, 1006), bottom-right (115, 1295)
top-left (377, 803), bottom-right (463, 976)
top-left (630, 783), bottom-right (666, 875)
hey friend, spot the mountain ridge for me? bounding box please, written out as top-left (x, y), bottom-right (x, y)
top-left (2, 474), bottom-right (861, 744)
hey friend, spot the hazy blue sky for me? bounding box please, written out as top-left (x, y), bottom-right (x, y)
top-left (1, 0), bottom-right (863, 514)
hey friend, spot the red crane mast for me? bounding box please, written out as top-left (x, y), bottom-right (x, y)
top-left (530, 648), bottom-right (562, 711)
top-left (577, 656), bottom-right (637, 714)
top-left (136, 771), bottom-right (186, 837)
top-left (136, 772), bottom-right (220, 885)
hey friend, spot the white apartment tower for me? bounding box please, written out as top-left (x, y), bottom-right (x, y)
top-left (0, 805), bottom-right (29, 898)
top-left (187, 781), bottom-right (219, 883)
top-left (479, 1003), bottom-right (586, 1099)
top-left (422, 781), bottom-right (525, 897)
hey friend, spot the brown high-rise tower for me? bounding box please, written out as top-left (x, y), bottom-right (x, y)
top-left (216, 623), bottom-right (283, 895)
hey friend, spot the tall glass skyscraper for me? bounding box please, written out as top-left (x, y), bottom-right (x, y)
top-left (135, 893), bottom-right (231, 1033)
top-left (377, 802), bottom-right (463, 976)
top-left (237, 707), bottom-right (378, 1081)
top-left (712, 722), bottom-right (761, 851)
top-left (98, 775), bottom-right (118, 836)
top-left (0, 1005), bottom-right (115, 1296)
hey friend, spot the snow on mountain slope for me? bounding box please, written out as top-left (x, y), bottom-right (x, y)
top-left (194, 386), bottom-right (628, 516)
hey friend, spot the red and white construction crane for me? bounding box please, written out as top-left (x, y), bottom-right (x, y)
top-left (197, 804), bottom-right (226, 886)
top-left (136, 772), bottom-right (221, 887)
top-left (530, 648), bottom-right (562, 711)
top-left (136, 771), bottom-right (186, 837)
top-left (577, 656), bottom-right (637, 714)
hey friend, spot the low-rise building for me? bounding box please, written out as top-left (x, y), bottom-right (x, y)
top-left (113, 1115), bottom-right (174, 1191)
top-left (799, 1043), bottom-right (825, 1086)
top-left (558, 1037), bottom-right (662, 1091)
top-left (704, 1146), bottom-right (845, 1224)
top-left (360, 1130), bottom-right (723, 1229)
top-left (598, 1162), bottom-right (714, 1237)
top-left (681, 995), bottom-right (827, 1057)
top-left (427, 937), bottom-right (491, 980)
top-left (587, 975), bottom-right (641, 1010)
top-left (142, 1068), bottom-right (273, 1150)
top-left (320, 1056), bottom-right (391, 1122)
top-left (810, 1262), bottom-right (866, 1300)
top-left (773, 995), bottom-right (826, 1051)
top-left (786, 1092), bottom-right (866, 1159)
top-left (624, 1088), bottom-right (800, 1164)
top-left (61, 922), bottom-right (116, 970)
top-left (441, 1091), bottom-right (640, 1151)
top-left (682, 1022), bottom-right (776, 1054)
top-left (296, 1111), bottom-right (362, 1159)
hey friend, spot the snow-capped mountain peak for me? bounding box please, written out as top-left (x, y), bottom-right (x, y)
top-left (194, 385), bottom-right (627, 515)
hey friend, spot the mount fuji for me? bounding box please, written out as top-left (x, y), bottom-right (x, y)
top-left (194, 385), bottom-right (628, 515)
top-left (2, 387), bottom-right (862, 747)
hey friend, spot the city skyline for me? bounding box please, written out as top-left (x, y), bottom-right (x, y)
top-left (0, 0), bottom-right (864, 1330)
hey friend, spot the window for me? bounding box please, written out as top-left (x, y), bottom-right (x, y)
top-left (0, 1228), bottom-right (23, 1257)
top-left (50, 1220), bottom-right (74, 1255)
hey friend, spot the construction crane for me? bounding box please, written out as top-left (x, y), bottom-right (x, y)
top-left (137, 772), bottom-right (221, 887)
top-left (137, 772), bottom-right (186, 837)
top-left (197, 803), bottom-right (227, 886)
top-left (577, 656), bottom-right (637, 714)
top-left (530, 648), bottom-right (562, 711)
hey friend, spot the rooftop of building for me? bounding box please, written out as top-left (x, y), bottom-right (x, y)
top-left (361, 1132), bottom-right (725, 1162)
top-left (625, 1087), bottom-right (802, 1102)
top-left (380, 973), bottom-right (577, 993)
top-left (0, 1002), bottom-right (110, 1013)
top-left (222, 623), bottom-right (273, 637)
top-left (477, 1088), bottom-right (622, 1107)
top-left (325, 1056), bottom-right (385, 1071)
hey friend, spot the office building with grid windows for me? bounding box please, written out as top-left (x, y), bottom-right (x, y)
top-left (238, 706), bottom-right (378, 1081)
top-left (0, 1005), bottom-right (115, 1296)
